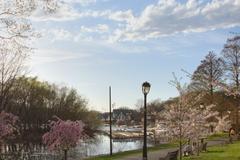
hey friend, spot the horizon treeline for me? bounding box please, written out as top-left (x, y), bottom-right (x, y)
top-left (0, 76), bottom-right (101, 143)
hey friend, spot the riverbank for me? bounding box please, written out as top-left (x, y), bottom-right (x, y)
top-left (84, 133), bottom-right (228, 160)
top-left (84, 143), bottom-right (177, 160)
top-left (104, 130), bottom-right (144, 139)
top-left (100, 126), bottom-right (163, 140)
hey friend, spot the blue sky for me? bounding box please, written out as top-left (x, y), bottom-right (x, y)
top-left (28, 0), bottom-right (240, 112)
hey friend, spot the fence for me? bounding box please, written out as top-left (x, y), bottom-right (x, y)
top-left (0, 152), bottom-right (61, 160)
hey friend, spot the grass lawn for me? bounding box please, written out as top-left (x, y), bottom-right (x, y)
top-left (206, 132), bottom-right (228, 140)
top-left (84, 133), bottom-right (229, 160)
top-left (84, 143), bottom-right (177, 160)
top-left (183, 141), bottom-right (240, 160)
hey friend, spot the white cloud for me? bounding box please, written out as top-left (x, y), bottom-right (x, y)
top-left (30, 2), bottom-right (132, 23)
top-left (39, 28), bottom-right (74, 42)
top-left (97, 24), bottom-right (109, 32)
top-left (50, 29), bottom-right (73, 41)
top-left (31, 4), bottom-right (112, 22)
top-left (62, 0), bottom-right (97, 6)
top-left (31, 0), bottom-right (240, 42)
top-left (113, 0), bottom-right (240, 41)
top-left (40, 24), bottom-right (110, 43)
top-left (76, 24), bottom-right (110, 42)
top-left (31, 2), bottom-right (80, 21)
top-left (80, 24), bottom-right (109, 33)
top-left (28, 49), bottom-right (90, 66)
top-left (108, 10), bottom-right (134, 23)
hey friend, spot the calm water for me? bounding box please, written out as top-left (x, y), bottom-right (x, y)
top-left (69, 134), bottom-right (153, 159)
top-left (1, 125), bottom-right (154, 160)
top-left (71, 125), bottom-right (155, 159)
top-left (63, 125), bottom-right (155, 159)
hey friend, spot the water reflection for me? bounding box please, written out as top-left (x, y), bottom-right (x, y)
top-left (70, 134), bottom-right (153, 159)
top-left (1, 126), bottom-right (154, 160)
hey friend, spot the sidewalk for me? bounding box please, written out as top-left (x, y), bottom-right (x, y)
top-left (116, 138), bottom-right (229, 160)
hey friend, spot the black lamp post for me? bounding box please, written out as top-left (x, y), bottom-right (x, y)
top-left (142, 81), bottom-right (151, 160)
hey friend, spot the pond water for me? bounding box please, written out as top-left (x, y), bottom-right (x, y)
top-left (64, 125), bottom-right (155, 159)
top-left (68, 134), bottom-right (154, 159)
top-left (0, 125), bottom-right (155, 160)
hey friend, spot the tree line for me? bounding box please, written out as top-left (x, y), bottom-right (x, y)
top-left (0, 0), bottom-right (101, 145)
top-left (0, 76), bottom-right (100, 145)
top-left (153, 35), bottom-right (240, 160)
top-left (130, 35), bottom-right (240, 135)
top-left (143, 35), bottom-right (240, 132)
top-left (189, 35), bottom-right (240, 132)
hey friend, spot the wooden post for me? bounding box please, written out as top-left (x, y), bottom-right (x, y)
top-left (109, 86), bottom-right (113, 155)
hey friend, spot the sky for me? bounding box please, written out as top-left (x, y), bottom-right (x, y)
top-left (27, 0), bottom-right (240, 112)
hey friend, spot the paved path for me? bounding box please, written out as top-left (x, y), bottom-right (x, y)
top-left (116, 138), bottom-right (230, 160)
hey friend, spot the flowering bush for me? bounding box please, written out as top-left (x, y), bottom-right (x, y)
top-left (0, 111), bottom-right (18, 142)
top-left (42, 117), bottom-right (85, 160)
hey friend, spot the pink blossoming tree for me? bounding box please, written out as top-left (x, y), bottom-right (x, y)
top-left (42, 117), bottom-right (85, 160)
top-left (160, 75), bottom-right (218, 159)
top-left (0, 111), bottom-right (18, 143)
top-left (215, 115), bottom-right (231, 133)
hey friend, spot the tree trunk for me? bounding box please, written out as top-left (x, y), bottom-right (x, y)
top-left (210, 56), bottom-right (214, 104)
top-left (179, 139), bottom-right (182, 160)
top-left (236, 106), bottom-right (239, 139)
top-left (64, 149), bottom-right (68, 160)
top-left (197, 139), bottom-right (200, 156)
top-left (179, 126), bottom-right (182, 160)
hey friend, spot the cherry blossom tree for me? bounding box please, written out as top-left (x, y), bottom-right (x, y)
top-left (42, 117), bottom-right (85, 160)
top-left (0, 111), bottom-right (18, 143)
top-left (160, 75), bottom-right (218, 159)
top-left (215, 115), bottom-right (231, 133)
top-left (187, 104), bottom-right (218, 155)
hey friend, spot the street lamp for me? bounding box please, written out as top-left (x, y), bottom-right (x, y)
top-left (142, 81), bottom-right (151, 160)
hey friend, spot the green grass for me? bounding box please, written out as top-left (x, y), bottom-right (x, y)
top-left (183, 141), bottom-right (240, 160)
top-left (206, 132), bottom-right (228, 140)
top-left (84, 143), bottom-right (177, 160)
top-left (84, 133), bottom-right (229, 160)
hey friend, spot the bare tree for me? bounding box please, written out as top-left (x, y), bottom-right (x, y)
top-left (191, 51), bottom-right (224, 103)
top-left (222, 36), bottom-right (240, 132)
top-left (0, 0), bottom-right (57, 110)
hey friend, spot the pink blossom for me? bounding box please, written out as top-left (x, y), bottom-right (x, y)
top-left (0, 111), bottom-right (18, 142)
top-left (42, 117), bottom-right (85, 151)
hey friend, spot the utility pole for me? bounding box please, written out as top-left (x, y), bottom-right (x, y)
top-left (109, 86), bottom-right (113, 155)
